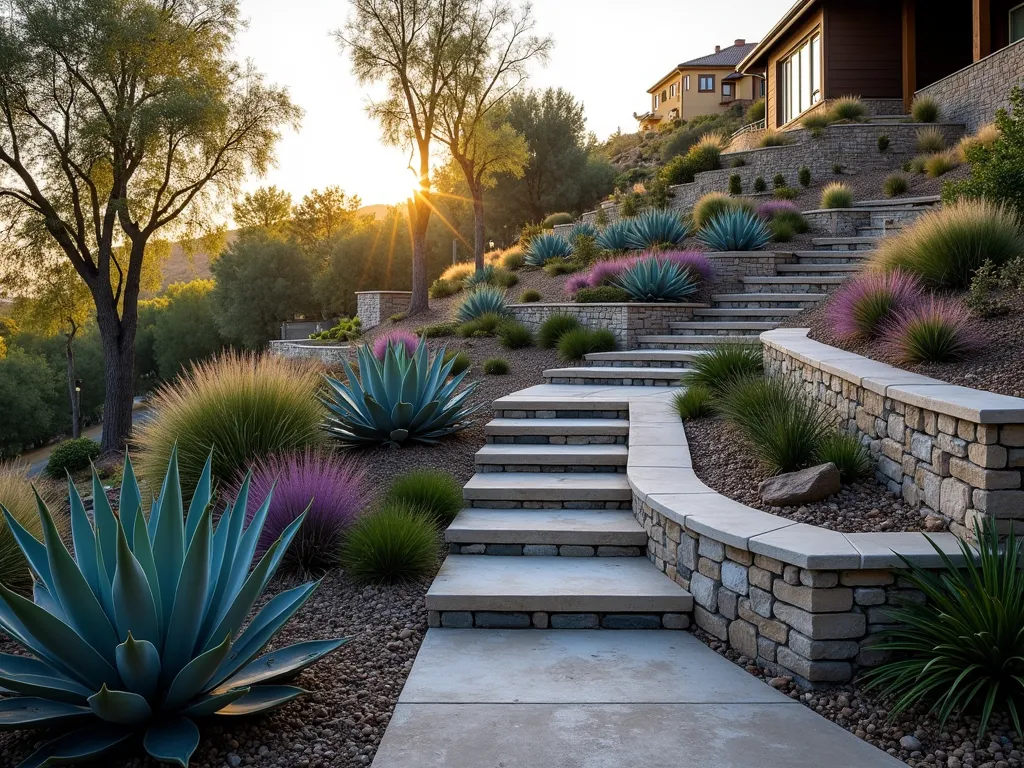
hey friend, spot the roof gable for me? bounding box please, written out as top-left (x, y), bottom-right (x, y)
top-left (678, 41), bottom-right (758, 68)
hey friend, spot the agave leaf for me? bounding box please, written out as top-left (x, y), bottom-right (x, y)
top-left (204, 472), bottom-right (253, 629)
top-left (0, 697), bottom-right (92, 730)
top-left (216, 639), bottom-right (347, 692)
top-left (143, 716), bottom-right (200, 767)
top-left (391, 401), bottom-right (414, 429)
top-left (88, 465), bottom-right (118, 582)
top-left (112, 518), bottom-right (160, 648)
top-left (163, 633), bottom-right (232, 711)
top-left (119, 454), bottom-right (142, 549)
top-left (152, 446), bottom-right (186, 630)
top-left (130, 509), bottom-right (161, 631)
top-left (0, 654), bottom-right (91, 704)
top-left (184, 453), bottom-right (214, 546)
top-left (32, 583), bottom-right (65, 623)
top-left (160, 504), bottom-right (213, 685)
top-left (67, 479), bottom-right (100, 598)
top-left (1, 507), bottom-right (54, 593)
top-left (179, 687), bottom-right (251, 717)
top-left (115, 634), bottom-right (161, 700)
top-left (213, 685), bottom-right (304, 716)
top-left (87, 684), bottom-right (152, 725)
top-left (16, 724), bottom-right (134, 768)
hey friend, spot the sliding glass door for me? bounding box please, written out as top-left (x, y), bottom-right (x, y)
top-left (781, 32), bottom-right (821, 124)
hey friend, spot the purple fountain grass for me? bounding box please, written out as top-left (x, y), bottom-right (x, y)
top-left (881, 295), bottom-right (983, 364)
top-left (831, 269), bottom-right (924, 339)
top-left (564, 273), bottom-right (590, 295)
top-left (230, 449), bottom-right (368, 576)
top-left (756, 200), bottom-right (799, 220)
top-left (659, 250), bottom-right (714, 283)
top-left (373, 330), bottom-right (420, 360)
top-left (572, 251), bottom-right (712, 295)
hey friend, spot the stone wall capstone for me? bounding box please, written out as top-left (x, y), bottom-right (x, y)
top-left (268, 340), bottom-right (351, 367)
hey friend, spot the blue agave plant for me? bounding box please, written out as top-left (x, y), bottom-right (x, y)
top-left (624, 210), bottom-right (691, 251)
top-left (324, 339), bottom-right (482, 447)
top-left (462, 265), bottom-right (495, 289)
top-left (595, 220), bottom-right (633, 252)
top-left (613, 257), bottom-right (699, 302)
top-left (698, 208), bottom-right (773, 251)
top-left (567, 221), bottom-right (598, 242)
top-left (454, 286), bottom-right (510, 323)
top-left (524, 232), bottom-right (573, 266)
top-left (0, 451), bottom-right (343, 767)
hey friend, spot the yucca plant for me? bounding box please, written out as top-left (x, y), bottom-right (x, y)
top-left (861, 519), bottom-right (1024, 739)
top-left (623, 210), bottom-right (690, 251)
top-left (595, 220), bottom-right (633, 253)
top-left (698, 209), bottom-right (773, 251)
top-left (613, 256), bottom-right (698, 302)
top-left (0, 450), bottom-right (344, 767)
top-left (454, 286), bottom-right (510, 323)
top-left (524, 232), bottom-right (573, 266)
top-left (323, 339), bottom-right (482, 447)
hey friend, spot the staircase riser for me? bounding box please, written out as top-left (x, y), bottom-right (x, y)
top-left (742, 284), bottom-right (836, 294)
top-left (820, 243), bottom-right (875, 252)
top-left (487, 435), bottom-right (627, 445)
top-left (712, 299), bottom-right (823, 309)
top-left (494, 408), bottom-right (629, 420)
top-left (665, 326), bottom-right (766, 336)
top-left (777, 269), bottom-right (860, 278)
top-left (693, 311), bottom-right (800, 320)
top-left (430, 610), bottom-right (690, 630)
top-left (448, 543), bottom-right (643, 556)
top-left (545, 375), bottom-right (676, 387)
top-left (584, 360), bottom-right (693, 369)
top-left (869, 210), bottom-right (926, 227)
top-left (464, 500), bottom-right (633, 510)
top-left (638, 341), bottom-right (721, 351)
top-left (794, 255), bottom-right (868, 264)
top-left (477, 464), bottom-right (627, 474)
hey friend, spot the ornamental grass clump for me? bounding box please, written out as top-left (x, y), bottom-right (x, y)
top-left (373, 330), bottom-right (419, 360)
top-left (673, 385), bottom-right (715, 421)
top-left (698, 209), bottom-right (773, 251)
top-left (497, 321), bottom-right (533, 349)
top-left (916, 126), bottom-right (947, 153)
top-left (911, 95), bottom-right (941, 123)
top-left (692, 192), bottom-right (735, 230)
top-left (524, 232), bottom-right (573, 266)
top-left (680, 342), bottom-right (763, 396)
top-left (454, 286), bottom-right (510, 323)
top-left (340, 502), bottom-right (438, 584)
top-left (883, 174), bottom-right (909, 198)
top-left (228, 450), bottom-right (366, 577)
top-left (623, 210), bottom-right (690, 251)
top-left (539, 314), bottom-right (581, 348)
top-left (462, 264), bottom-right (495, 289)
top-left (518, 289), bottom-right (541, 303)
top-left (0, 461), bottom-right (60, 595)
top-left (135, 351), bottom-right (325, 493)
top-left (882, 296), bottom-right (982, 363)
top-left (827, 95), bottom-right (867, 122)
top-left (383, 469), bottom-right (463, 529)
top-left (440, 261), bottom-right (474, 283)
top-left (831, 270), bottom-right (924, 339)
top-left (442, 350), bottom-right (472, 375)
top-left (429, 278), bottom-right (460, 299)
top-left (556, 327), bottom-right (617, 362)
top-left (501, 248), bottom-right (526, 270)
top-left (861, 519), bottom-right (1024, 739)
top-left (0, 450), bottom-right (345, 767)
top-left (457, 312), bottom-right (504, 338)
top-left (820, 182), bottom-right (854, 209)
top-left (483, 358), bottom-right (509, 375)
top-left (814, 432), bottom-right (872, 483)
top-left (755, 200), bottom-right (799, 220)
top-left (613, 256), bottom-right (699, 302)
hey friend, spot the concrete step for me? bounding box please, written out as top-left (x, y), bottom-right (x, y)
top-left (637, 335), bottom-right (752, 349)
top-left (667, 321), bottom-right (777, 334)
top-left (710, 292), bottom-right (827, 308)
top-left (776, 263), bottom-right (862, 274)
top-left (485, 418), bottom-right (630, 439)
top-left (692, 307), bottom-right (804, 319)
top-left (810, 236), bottom-right (879, 251)
top-left (475, 443), bottom-right (627, 471)
top-left (446, 508), bottom-right (647, 548)
top-left (854, 195), bottom-right (940, 208)
top-left (584, 350), bottom-right (704, 368)
top-left (741, 276), bottom-right (846, 294)
top-left (788, 251), bottom-right (872, 264)
top-left (425, 555), bottom-right (693, 615)
top-left (463, 472), bottom-right (632, 507)
top-left (543, 367), bottom-right (682, 386)
top-left (492, 395), bottom-right (630, 420)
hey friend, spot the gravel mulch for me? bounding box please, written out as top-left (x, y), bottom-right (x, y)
top-left (684, 416), bottom-right (943, 533)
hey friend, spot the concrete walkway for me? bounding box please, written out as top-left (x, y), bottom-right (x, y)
top-left (373, 629), bottom-right (902, 767)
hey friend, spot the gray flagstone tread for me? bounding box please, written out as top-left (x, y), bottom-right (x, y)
top-left (583, 349), bottom-right (705, 362)
top-left (493, 384), bottom-right (670, 407)
top-left (693, 307), bottom-right (804, 316)
top-left (425, 556), bottom-right (692, 613)
top-left (637, 334), bottom-right (752, 346)
top-left (463, 472), bottom-right (631, 501)
top-left (484, 418), bottom-right (630, 436)
top-left (710, 292), bottom-right (827, 302)
top-left (445, 508), bottom-right (647, 545)
top-left (475, 444), bottom-right (628, 466)
top-left (543, 366), bottom-right (684, 380)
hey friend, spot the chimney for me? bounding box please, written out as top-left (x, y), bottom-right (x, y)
top-left (714, 45), bottom-right (721, 53)
top-left (735, 38), bottom-right (746, 46)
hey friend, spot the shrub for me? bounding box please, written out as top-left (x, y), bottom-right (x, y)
top-left (483, 357), bottom-right (510, 375)
top-left (442, 349), bottom-right (472, 375)
top-left (0, 449), bottom-right (345, 765)
top-left (490, 267), bottom-right (519, 288)
top-left (911, 95), bottom-right (941, 123)
top-left (718, 377), bottom-right (837, 475)
top-left (693, 192), bottom-right (735, 230)
top-left (831, 270), bottom-right (924, 339)
top-left (575, 285), bottom-right (632, 303)
top-left (729, 174), bottom-right (742, 195)
top-left (624, 209), bottom-right (690, 250)
top-left (773, 209), bottom-right (810, 234)
top-left (556, 327), bottom-right (617, 361)
top-left (324, 341), bottom-right (480, 447)
top-left (497, 321), bottom-right (533, 349)
top-left (861, 519), bottom-right (1024, 739)
top-left (659, 153), bottom-right (697, 185)
top-left (820, 182), bottom-right (853, 209)
top-left (673, 385), bottom-right (715, 420)
top-left (310, 316), bottom-right (362, 341)
top-left (455, 286), bottom-right (510, 322)
top-left (916, 126), bottom-right (946, 153)
top-left (798, 166), bottom-right (811, 187)
top-left (814, 432), bottom-right (872, 484)
top-left (458, 312), bottom-right (504, 337)
top-left (832, 163), bottom-right (844, 175)
top-left (0, 462), bottom-right (53, 594)
top-left (429, 278), bottom-right (460, 299)
top-left (340, 502), bottom-right (438, 584)
top-left (518, 222), bottom-right (545, 246)
top-left (745, 98), bottom-right (766, 123)
top-left (756, 200), bottom-right (798, 220)
top-left (384, 469), bottom-right (463, 528)
top-left (955, 122), bottom-right (1001, 161)
top-left (440, 261), bottom-right (475, 283)
top-left (525, 232), bottom-right (574, 266)
top-left (753, 176), bottom-right (767, 192)
top-left (389, 312), bottom-right (407, 323)
top-left (614, 256), bottom-right (699, 301)
top-left (659, 133), bottom-right (723, 184)
top-left (698, 208), bottom-right (773, 251)
top-left (883, 174), bottom-right (908, 198)
top-left (773, 186), bottom-right (798, 200)
top-left (44, 437), bottom-right (101, 478)
top-left (924, 148), bottom-right (960, 177)
top-left (769, 219), bottom-right (795, 242)
top-left (543, 257), bottom-right (583, 277)
top-left (680, 342), bottom-right (763, 395)
top-left (882, 297), bottom-right (981, 363)
top-left (877, 134), bottom-right (890, 152)
top-left (595, 220), bottom-right (633, 252)
top-left (373, 330), bottom-right (419, 360)
top-left (873, 199), bottom-right (1024, 289)
top-left (730, 157), bottom-right (746, 168)
top-left (418, 321), bottom-right (459, 338)
top-left (538, 314), bottom-right (582, 348)
top-left (772, 173), bottom-right (786, 189)
top-left (136, 351), bottom-right (325, 492)
top-left (966, 259), bottom-right (1011, 318)
top-left (757, 129), bottom-right (792, 148)
top-left (541, 212), bottom-right (574, 229)
top-left (518, 289), bottom-right (542, 303)
top-left (802, 112), bottom-right (832, 131)
top-left (501, 248), bottom-right (526, 270)
top-left (827, 95), bottom-right (867, 122)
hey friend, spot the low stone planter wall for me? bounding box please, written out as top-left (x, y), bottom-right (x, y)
top-left (510, 302), bottom-right (703, 348)
top-left (268, 340), bottom-right (351, 367)
top-left (706, 252), bottom-right (787, 290)
top-left (801, 204), bottom-right (934, 237)
top-left (356, 291), bottom-right (410, 330)
top-left (762, 329), bottom-right (1024, 539)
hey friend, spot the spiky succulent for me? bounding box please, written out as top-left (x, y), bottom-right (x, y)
top-left (567, 221), bottom-right (598, 242)
top-left (524, 232), bottom-right (573, 266)
top-left (613, 256), bottom-right (699, 302)
top-left (698, 208), bottom-right (773, 251)
top-left (623, 210), bottom-right (691, 251)
top-left (454, 286), bottom-right (510, 323)
top-left (0, 451), bottom-right (344, 767)
top-left (323, 339), bottom-right (482, 447)
top-left (462, 265), bottom-right (495, 289)
top-left (595, 220), bottom-right (633, 252)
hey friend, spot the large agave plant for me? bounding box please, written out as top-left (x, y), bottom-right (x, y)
top-left (462, 264), bottom-right (495, 289)
top-left (0, 451), bottom-right (344, 767)
top-left (567, 221), bottom-right (598, 242)
top-left (624, 210), bottom-right (691, 251)
top-left (454, 286), bottom-right (510, 323)
top-left (595, 220), bottom-right (633, 252)
top-left (698, 208), bottom-right (773, 251)
top-left (323, 339), bottom-right (482, 447)
top-left (613, 256), bottom-right (699, 302)
top-left (524, 232), bottom-right (573, 266)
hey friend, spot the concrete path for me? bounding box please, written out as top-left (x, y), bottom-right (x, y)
top-left (373, 630), bottom-right (902, 767)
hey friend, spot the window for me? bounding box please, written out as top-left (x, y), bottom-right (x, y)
top-left (653, 93), bottom-right (660, 108)
top-left (698, 74), bottom-right (715, 92)
top-left (722, 82), bottom-right (734, 99)
top-left (780, 32), bottom-right (821, 124)
top-left (669, 83), bottom-right (676, 98)
top-left (754, 77), bottom-right (765, 98)
top-left (684, 75), bottom-right (690, 91)
top-left (1012, 3), bottom-right (1024, 43)
top-left (662, 89), bottom-right (668, 102)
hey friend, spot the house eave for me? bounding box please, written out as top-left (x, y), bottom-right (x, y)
top-left (738, 0), bottom-right (818, 71)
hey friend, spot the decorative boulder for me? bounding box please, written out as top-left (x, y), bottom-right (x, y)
top-left (759, 463), bottom-right (842, 506)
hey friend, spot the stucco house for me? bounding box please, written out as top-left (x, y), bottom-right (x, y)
top-left (738, 0), bottom-right (1024, 131)
top-left (635, 40), bottom-right (763, 131)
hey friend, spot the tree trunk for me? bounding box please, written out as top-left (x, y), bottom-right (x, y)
top-left (64, 329), bottom-right (80, 439)
top-left (472, 185), bottom-right (486, 273)
top-left (93, 292), bottom-right (137, 453)
top-left (406, 192), bottom-right (432, 316)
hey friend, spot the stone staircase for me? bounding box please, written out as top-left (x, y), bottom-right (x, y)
top-left (427, 389), bottom-right (694, 631)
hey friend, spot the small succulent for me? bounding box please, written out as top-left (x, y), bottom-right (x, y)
top-left (624, 210), bottom-right (690, 251)
top-left (454, 286), bottom-right (510, 323)
top-left (524, 232), bottom-right (573, 266)
top-left (595, 220), bottom-right (633, 252)
top-left (698, 209), bottom-right (773, 251)
top-left (0, 451), bottom-right (344, 767)
top-left (613, 256), bottom-right (698, 302)
top-left (323, 339), bottom-right (482, 447)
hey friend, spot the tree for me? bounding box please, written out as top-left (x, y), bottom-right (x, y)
top-left (433, 1), bottom-right (549, 271)
top-left (0, 0), bottom-right (300, 451)
top-left (337, 0), bottom-right (476, 316)
top-left (152, 281), bottom-right (224, 380)
top-left (0, 347), bottom-right (55, 457)
top-left (291, 186), bottom-right (363, 255)
top-left (233, 186), bottom-right (294, 235)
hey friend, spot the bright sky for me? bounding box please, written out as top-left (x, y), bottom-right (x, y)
top-left (233, 0), bottom-right (794, 207)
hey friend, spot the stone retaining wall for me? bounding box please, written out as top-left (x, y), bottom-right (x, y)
top-left (268, 340), bottom-right (351, 367)
top-left (510, 302), bottom-right (701, 348)
top-left (356, 291), bottom-right (411, 330)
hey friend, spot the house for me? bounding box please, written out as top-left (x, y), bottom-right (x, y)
top-left (634, 40), bottom-right (763, 131)
top-left (738, 0), bottom-right (1024, 131)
